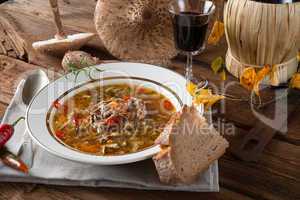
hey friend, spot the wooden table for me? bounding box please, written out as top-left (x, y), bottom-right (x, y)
top-left (0, 1), bottom-right (299, 200)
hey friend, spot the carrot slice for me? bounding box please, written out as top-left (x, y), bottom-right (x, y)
top-left (163, 99), bottom-right (174, 111)
top-left (123, 95), bottom-right (130, 101)
top-left (137, 88), bottom-right (145, 94)
top-left (109, 101), bottom-right (118, 108)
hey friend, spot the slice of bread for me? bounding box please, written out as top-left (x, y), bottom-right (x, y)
top-left (153, 105), bottom-right (229, 184)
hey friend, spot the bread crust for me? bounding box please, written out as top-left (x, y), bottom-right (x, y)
top-left (153, 105), bottom-right (229, 184)
top-left (153, 147), bottom-right (179, 184)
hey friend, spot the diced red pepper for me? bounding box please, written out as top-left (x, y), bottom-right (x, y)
top-left (105, 116), bottom-right (120, 126)
top-left (137, 88), bottom-right (145, 94)
top-left (72, 114), bottom-right (82, 127)
top-left (53, 99), bottom-right (61, 109)
top-left (163, 99), bottom-right (174, 111)
top-left (72, 117), bottom-right (79, 127)
top-left (63, 104), bottom-right (69, 114)
top-left (55, 130), bottom-right (64, 139)
top-left (123, 95), bottom-right (130, 101)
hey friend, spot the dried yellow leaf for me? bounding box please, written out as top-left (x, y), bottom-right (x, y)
top-left (253, 65), bottom-right (271, 95)
top-left (256, 65), bottom-right (271, 82)
top-left (208, 21), bottom-right (224, 45)
top-left (211, 57), bottom-right (224, 74)
top-left (186, 81), bottom-right (197, 96)
top-left (290, 73), bottom-right (300, 90)
top-left (193, 89), bottom-right (225, 109)
top-left (211, 57), bottom-right (227, 80)
top-left (240, 67), bottom-right (256, 91)
top-left (240, 65), bottom-right (271, 95)
top-left (220, 69), bottom-right (227, 81)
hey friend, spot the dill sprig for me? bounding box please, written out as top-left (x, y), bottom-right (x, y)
top-left (65, 56), bottom-right (104, 82)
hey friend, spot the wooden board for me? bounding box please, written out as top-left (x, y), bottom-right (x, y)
top-left (0, 0), bottom-right (299, 200)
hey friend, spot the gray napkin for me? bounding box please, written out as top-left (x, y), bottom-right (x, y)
top-left (0, 80), bottom-right (219, 192)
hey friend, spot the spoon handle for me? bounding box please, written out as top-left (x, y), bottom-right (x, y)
top-left (49, 0), bottom-right (66, 39)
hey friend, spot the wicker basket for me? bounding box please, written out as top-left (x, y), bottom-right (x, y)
top-left (224, 0), bottom-right (300, 85)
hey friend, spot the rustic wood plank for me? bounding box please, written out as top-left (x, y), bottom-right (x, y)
top-left (0, 11), bottom-right (27, 60)
top-left (0, 183), bottom-right (256, 200)
top-left (220, 149), bottom-right (300, 200)
top-left (0, 0), bottom-right (106, 69)
top-left (201, 116), bottom-right (300, 200)
top-left (58, 186), bottom-right (255, 200)
top-left (0, 102), bottom-right (7, 117)
top-left (215, 122), bottom-right (300, 200)
top-left (0, 55), bottom-right (43, 104)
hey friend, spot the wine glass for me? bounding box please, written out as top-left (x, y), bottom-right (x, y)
top-left (169, 0), bottom-right (215, 87)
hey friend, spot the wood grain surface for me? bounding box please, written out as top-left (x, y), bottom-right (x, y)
top-left (0, 1), bottom-right (299, 200)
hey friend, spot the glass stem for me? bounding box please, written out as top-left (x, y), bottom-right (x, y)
top-left (185, 52), bottom-right (193, 81)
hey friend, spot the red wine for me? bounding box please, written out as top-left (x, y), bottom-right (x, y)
top-left (172, 12), bottom-right (209, 52)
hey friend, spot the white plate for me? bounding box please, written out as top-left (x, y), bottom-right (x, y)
top-left (26, 62), bottom-right (202, 165)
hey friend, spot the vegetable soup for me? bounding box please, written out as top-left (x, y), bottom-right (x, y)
top-left (50, 84), bottom-right (175, 156)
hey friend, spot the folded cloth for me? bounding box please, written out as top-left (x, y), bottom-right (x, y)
top-left (0, 80), bottom-right (219, 192)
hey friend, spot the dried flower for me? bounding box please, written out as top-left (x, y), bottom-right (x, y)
top-left (193, 89), bottom-right (225, 110)
top-left (208, 21), bottom-right (224, 45)
top-left (240, 65), bottom-right (271, 95)
top-left (290, 73), bottom-right (300, 90)
top-left (186, 82), bottom-right (224, 109)
top-left (240, 67), bottom-right (257, 91)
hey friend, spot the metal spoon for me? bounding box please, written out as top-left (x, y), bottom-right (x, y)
top-left (22, 69), bottom-right (50, 106)
top-left (18, 69), bottom-right (50, 167)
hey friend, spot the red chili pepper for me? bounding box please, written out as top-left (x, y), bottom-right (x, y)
top-left (163, 99), bottom-right (174, 111)
top-left (0, 117), bottom-right (25, 149)
top-left (55, 130), bottom-right (64, 139)
top-left (105, 116), bottom-right (120, 126)
top-left (0, 148), bottom-right (29, 174)
top-left (53, 99), bottom-right (61, 109)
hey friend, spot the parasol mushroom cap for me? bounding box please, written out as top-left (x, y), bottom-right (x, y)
top-left (94, 0), bottom-right (177, 64)
top-left (32, 32), bottom-right (95, 56)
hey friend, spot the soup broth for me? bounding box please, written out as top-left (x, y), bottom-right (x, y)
top-left (50, 84), bottom-right (175, 156)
